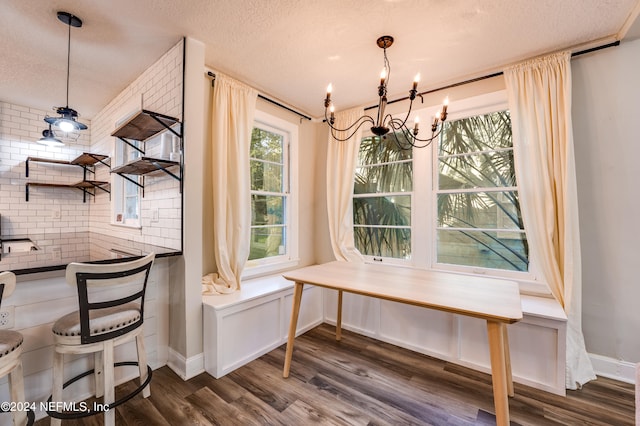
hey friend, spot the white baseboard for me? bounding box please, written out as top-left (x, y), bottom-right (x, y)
top-left (167, 347), bottom-right (205, 380)
top-left (589, 353), bottom-right (637, 384)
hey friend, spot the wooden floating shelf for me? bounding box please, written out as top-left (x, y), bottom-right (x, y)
top-left (111, 110), bottom-right (180, 142)
top-left (111, 157), bottom-right (180, 177)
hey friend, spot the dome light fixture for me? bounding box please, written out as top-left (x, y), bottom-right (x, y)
top-left (43, 11), bottom-right (88, 132)
top-left (37, 124), bottom-right (64, 147)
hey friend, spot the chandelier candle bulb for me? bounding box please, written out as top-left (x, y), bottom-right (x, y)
top-left (413, 116), bottom-right (420, 135)
top-left (380, 68), bottom-right (387, 86)
top-left (325, 84), bottom-right (332, 107)
top-left (412, 73), bottom-right (420, 91)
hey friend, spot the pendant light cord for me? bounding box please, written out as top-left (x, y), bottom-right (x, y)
top-left (65, 19), bottom-right (71, 108)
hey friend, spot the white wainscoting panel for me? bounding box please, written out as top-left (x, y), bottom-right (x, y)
top-left (203, 274), bottom-right (323, 378)
top-left (323, 289), bottom-right (568, 396)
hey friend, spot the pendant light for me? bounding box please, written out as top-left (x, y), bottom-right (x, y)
top-left (37, 124), bottom-right (64, 147)
top-left (44, 11), bottom-right (88, 132)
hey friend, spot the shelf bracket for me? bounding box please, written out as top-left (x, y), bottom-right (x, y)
top-left (116, 173), bottom-right (144, 189)
top-left (117, 137), bottom-right (145, 155)
top-left (150, 161), bottom-right (181, 181)
top-left (149, 114), bottom-right (182, 139)
top-left (86, 153), bottom-right (111, 168)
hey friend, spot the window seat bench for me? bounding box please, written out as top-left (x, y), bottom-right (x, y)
top-left (202, 273), bottom-right (323, 378)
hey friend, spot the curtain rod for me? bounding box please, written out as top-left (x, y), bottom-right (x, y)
top-left (364, 40), bottom-right (621, 111)
top-left (207, 71), bottom-right (312, 121)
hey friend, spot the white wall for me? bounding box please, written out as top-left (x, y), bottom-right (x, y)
top-left (0, 103), bottom-right (92, 237)
top-left (572, 38), bottom-right (640, 374)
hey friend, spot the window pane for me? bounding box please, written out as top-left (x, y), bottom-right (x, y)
top-left (437, 229), bottom-right (528, 272)
top-left (250, 159), bottom-right (283, 192)
top-left (251, 195), bottom-right (285, 226)
top-left (249, 226), bottom-right (286, 260)
top-left (436, 109), bottom-right (529, 272)
top-left (354, 227), bottom-right (411, 259)
top-left (439, 111), bottom-right (512, 156)
top-left (437, 191), bottom-right (524, 230)
top-left (358, 135), bottom-right (412, 165)
top-left (353, 195), bottom-right (411, 226)
top-left (125, 196), bottom-right (138, 220)
top-left (251, 128), bottom-right (283, 163)
top-left (355, 162), bottom-right (412, 194)
top-left (438, 150), bottom-right (516, 190)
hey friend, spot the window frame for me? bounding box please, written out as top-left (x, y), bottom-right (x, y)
top-left (111, 125), bottom-right (142, 229)
top-left (243, 109), bottom-right (299, 278)
top-left (353, 134), bottom-right (413, 266)
top-left (353, 90), bottom-right (548, 294)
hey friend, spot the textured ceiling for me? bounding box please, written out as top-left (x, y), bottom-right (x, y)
top-left (1, 0), bottom-right (639, 121)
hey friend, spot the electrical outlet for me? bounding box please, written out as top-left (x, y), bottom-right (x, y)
top-left (0, 305), bottom-right (15, 329)
top-left (52, 208), bottom-right (61, 219)
top-left (52, 246), bottom-right (62, 260)
top-left (151, 208), bottom-right (159, 223)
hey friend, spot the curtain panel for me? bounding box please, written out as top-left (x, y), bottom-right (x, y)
top-left (203, 74), bottom-right (258, 295)
top-left (504, 51), bottom-right (596, 389)
top-left (326, 107), bottom-right (365, 262)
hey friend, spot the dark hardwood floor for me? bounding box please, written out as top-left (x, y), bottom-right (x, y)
top-left (34, 323), bottom-right (635, 425)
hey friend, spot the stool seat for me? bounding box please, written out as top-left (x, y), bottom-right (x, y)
top-left (0, 330), bottom-right (23, 358)
top-left (53, 302), bottom-right (141, 339)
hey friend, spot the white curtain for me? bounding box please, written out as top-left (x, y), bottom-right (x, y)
top-left (202, 74), bottom-right (258, 295)
top-left (326, 107), bottom-right (365, 262)
top-left (504, 51), bottom-right (596, 389)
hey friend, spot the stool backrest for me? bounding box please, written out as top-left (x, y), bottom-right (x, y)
top-left (65, 252), bottom-right (155, 344)
top-left (0, 271), bottom-right (16, 307)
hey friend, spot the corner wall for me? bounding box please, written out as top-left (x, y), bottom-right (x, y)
top-left (572, 37), bottom-right (640, 381)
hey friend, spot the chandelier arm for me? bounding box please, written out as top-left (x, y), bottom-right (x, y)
top-left (329, 118), bottom-right (375, 142)
top-left (394, 97), bottom-right (415, 130)
top-left (325, 110), bottom-right (375, 133)
top-left (388, 119), bottom-right (442, 149)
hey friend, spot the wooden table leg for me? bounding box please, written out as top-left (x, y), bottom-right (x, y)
top-left (283, 282), bottom-right (304, 378)
top-left (487, 320), bottom-right (510, 426)
top-left (336, 290), bottom-right (343, 341)
top-left (503, 326), bottom-right (514, 397)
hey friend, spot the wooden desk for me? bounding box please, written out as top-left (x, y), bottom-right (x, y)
top-left (282, 261), bottom-right (523, 426)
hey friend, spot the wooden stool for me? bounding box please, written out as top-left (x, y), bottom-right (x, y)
top-left (0, 271), bottom-right (30, 426)
top-left (47, 253), bottom-right (155, 426)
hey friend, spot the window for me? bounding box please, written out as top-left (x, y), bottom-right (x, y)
top-left (352, 91), bottom-right (535, 286)
top-left (112, 138), bottom-right (141, 228)
top-left (353, 134), bottom-right (412, 261)
top-left (245, 110), bottom-right (298, 276)
top-left (436, 110), bottom-right (528, 272)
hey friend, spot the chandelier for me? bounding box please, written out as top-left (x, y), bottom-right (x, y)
top-left (43, 11), bottom-right (88, 133)
top-left (324, 35), bottom-right (448, 148)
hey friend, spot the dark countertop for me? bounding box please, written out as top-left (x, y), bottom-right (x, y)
top-left (0, 232), bottom-right (181, 275)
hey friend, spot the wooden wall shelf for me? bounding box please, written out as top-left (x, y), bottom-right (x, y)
top-left (25, 152), bottom-right (110, 202)
top-left (110, 109), bottom-right (182, 196)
